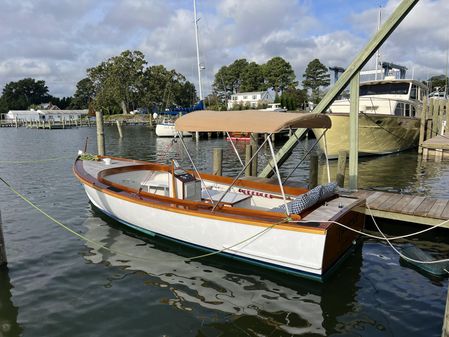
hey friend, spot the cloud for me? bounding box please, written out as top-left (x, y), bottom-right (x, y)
top-left (0, 0), bottom-right (447, 98)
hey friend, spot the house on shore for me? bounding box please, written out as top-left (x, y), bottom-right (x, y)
top-left (4, 109), bottom-right (88, 122)
top-left (227, 91), bottom-right (273, 110)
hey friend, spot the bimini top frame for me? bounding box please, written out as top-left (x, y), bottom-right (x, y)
top-left (174, 111), bottom-right (332, 216)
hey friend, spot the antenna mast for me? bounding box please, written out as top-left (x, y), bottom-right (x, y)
top-left (193, 0), bottom-right (203, 101)
top-left (374, 6), bottom-right (382, 80)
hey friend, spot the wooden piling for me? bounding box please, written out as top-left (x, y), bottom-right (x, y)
top-left (446, 100), bottom-right (449, 134)
top-left (251, 145), bottom-right (258, 176)
top-left (418, 96), bottom-right (428, 153)
top-left (336, 151), bottom-right (347, 188)
top-left (96, 110), bottom-right (105, 156)
top-left (116, 120), bottom-right (123, 138)
top-left (0, 210), bottom-right (7, 266)
top-left (426, 119), bottom-right (433, 143)
top-left (443, 285), bottom-right (449, 337)
top-left (245, 144), bottom-right (253, 177)
top-left (309, 153), bottom-right (318, 189)
top-left (212, 148), bottom-right (223, 176)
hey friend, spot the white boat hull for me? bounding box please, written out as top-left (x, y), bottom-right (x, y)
top-left (313, 113), bottom-right (420, 158)
top-left (155, 123), bottom-right (192, 137)
top-left (83, 184), bottom-right (327, 276)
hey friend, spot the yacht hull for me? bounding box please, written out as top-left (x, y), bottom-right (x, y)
top-left (313, 113), bottom-right (420, 158)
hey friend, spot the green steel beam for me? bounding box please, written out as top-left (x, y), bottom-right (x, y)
top-left (258, 0), bottom-right (419, 178)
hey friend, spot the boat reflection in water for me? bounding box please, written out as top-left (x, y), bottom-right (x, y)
top-left (82, 210), bottom-right (364, 336)
top-left (0, 268), bottom-right (23, 337)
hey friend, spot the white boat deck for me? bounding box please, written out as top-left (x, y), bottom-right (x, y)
top-left (82, 158), bottom-right (142, 179)
top-left (302, 196), bottom-right (360, 221)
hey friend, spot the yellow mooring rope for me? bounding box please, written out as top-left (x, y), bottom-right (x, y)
top-left (0, 156), bottom-right (74, 164)
top-left (0, 176), bottom-right (288, 263)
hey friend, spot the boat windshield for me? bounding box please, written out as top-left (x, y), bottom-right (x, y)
top-left (360, 83), bottom-right (410, 96)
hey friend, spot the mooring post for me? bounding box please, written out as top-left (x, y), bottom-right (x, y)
top-left (418, 96), bottom-right (428, 153)
top-left (116, 120), bottom-right (123, 138)
top-left (245, 144), bottom-right (253, 176)
top-left (348, 74), bottom-right (360, 190)
top-left (96, 110), bottom-right (105, 156)
top-left (0, 210), bottom-right (7, 266)
top-left (446, 99), bottom-right (449, 135)
top-left (251, 145), bottom-right (258, 176)
top-left (336, 150), bottom-right (347, 188)
top-left (212, 148), bottom-right (223, 176)
top-left (443, 285), bottom-right (449, 337)
top-left (426, 119), bottom-right (433, 143)
top-left (309, 153), bottom-right (319, 189)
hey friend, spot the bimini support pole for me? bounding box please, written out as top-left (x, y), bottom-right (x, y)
top-left (211, 135), bottom-right (271, 212)
top-left (282, 129), bottom-right (327, 185)
top-left (226, 131), bottom-right (244, 166)
top-left (177, 132), bottom-right (215, 204)
top-left (323, 132), bottom-right (331, 183)
top-left (267, 136), bottom-right (290, 216)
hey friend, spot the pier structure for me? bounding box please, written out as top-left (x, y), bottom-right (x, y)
top-left (419, 97), bottom-right (449, 161)
top-left (259, 0), bottom-right (420, 181)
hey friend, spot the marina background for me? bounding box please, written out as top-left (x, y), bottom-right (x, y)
top-left (0, 125), bottom-right (448, 336)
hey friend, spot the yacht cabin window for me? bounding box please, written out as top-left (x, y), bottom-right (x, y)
top-left (394, 102), bottom-right (404, 116)
top-left (360, 83), bottom-right (409, 96)
top-left (410, 85), bottom-right (417, 100)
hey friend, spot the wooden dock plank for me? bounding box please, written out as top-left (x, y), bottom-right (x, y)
top-left (427, 199), bottom-right (449, 219)
top-left (401, 196), bottom-right (426, 215)
top-left (441, 203), bottom-right (449, 220)
top-left (389, 195), bottom-right (415, 213)
top-left (413, 198), bottom-right (437, 217)
top-left (369, 192), bottom-right (393, 209)
top-left (378, 194), bottom-right (404, 212)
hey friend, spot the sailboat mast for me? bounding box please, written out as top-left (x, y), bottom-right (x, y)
top-left (193, 0), bottom-right (203, 101)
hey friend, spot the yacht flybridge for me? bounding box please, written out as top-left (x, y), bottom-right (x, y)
top-left (74, 111), bottom-right (366, 281)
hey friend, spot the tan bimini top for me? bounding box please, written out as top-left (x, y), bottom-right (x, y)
top-left (175, 110), bottom-right (332, 133)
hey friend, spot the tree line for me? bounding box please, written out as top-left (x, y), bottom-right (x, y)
top-left (207, 57), bottom-right (331, 110)
top-left (0, 50), bottom-right (197, 115)
top-left (1, 48), bottom-right (447, 115)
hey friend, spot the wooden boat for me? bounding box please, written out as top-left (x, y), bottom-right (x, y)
top-left (74, 111), bottom-right (365, 281)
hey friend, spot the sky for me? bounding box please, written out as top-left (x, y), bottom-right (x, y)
top-left (0, 0), bottom-right (447, 98)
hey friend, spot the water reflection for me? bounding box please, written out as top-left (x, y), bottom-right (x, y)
top-left (0, 267), bottom-right (22, 337)
top-left (81, 209), bottom-right (365, 336)
top-left (318, 149), bottom-right (449, 197)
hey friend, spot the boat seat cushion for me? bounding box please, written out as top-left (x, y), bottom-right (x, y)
top-left (271, 182), bottom-right (338, 214)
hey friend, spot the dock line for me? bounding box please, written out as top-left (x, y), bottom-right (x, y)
top-left (0, 155), bottom-right (73, 164)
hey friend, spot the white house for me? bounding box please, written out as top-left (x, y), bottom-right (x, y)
top-left (227, 91), bottom-right (273, 110)
top-left (5, 109), bottom-right (89, 122)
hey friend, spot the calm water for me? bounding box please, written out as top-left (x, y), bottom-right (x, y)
top-left (0, 125), bottom-right (448, 337)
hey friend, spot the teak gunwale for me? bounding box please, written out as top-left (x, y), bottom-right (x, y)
top-left (73, 157), bottom-right (359, 234)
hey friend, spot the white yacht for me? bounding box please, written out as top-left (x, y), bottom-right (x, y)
top-left (313, 78), bottom-right (428, 158)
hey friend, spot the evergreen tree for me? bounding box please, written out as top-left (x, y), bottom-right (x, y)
top-left (302, 59), bottom-right (330, 104)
